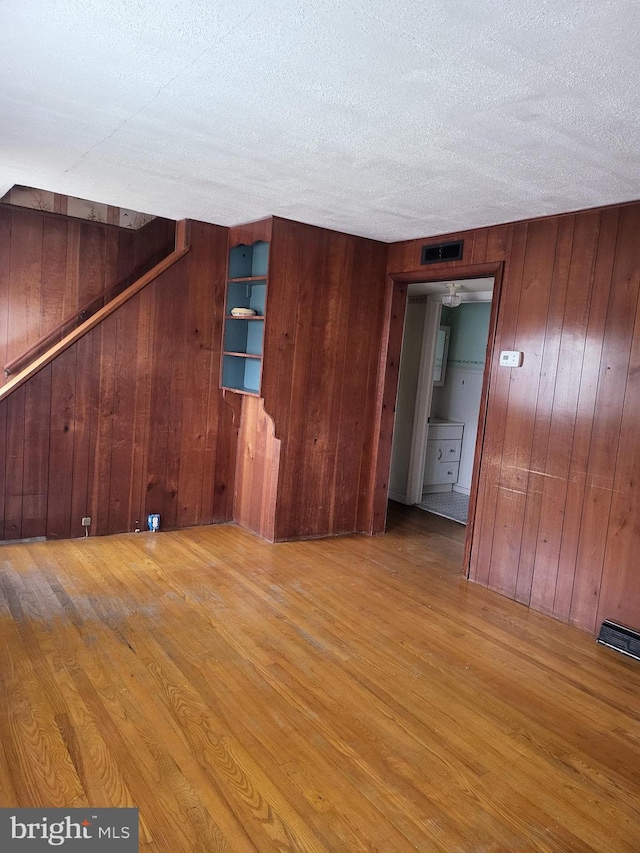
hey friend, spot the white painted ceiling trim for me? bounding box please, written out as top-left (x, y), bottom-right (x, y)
top-left (1, 0), bottom-right (638, 241)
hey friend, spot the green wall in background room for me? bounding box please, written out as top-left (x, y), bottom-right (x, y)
top-left (443, 303), bottom-right (491, 371)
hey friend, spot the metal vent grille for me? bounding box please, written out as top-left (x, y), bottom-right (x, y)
top-left (597, 620), bottom-right (640, 661)
top-left (421, 240), bottom-right (464, 264)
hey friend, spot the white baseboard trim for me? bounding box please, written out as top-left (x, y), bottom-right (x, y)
top-left (388, 490), bottom-right (409, 504)
top-left (453, 484), bottom-right (471, 496)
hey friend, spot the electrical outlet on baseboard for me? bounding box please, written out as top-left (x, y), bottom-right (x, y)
top-left (81, 516), bottom-right (91, 527)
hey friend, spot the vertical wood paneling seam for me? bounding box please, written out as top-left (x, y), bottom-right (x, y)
top-left (566, 213), bottom-right (622, 623)
top-left (136, 290), bottom-right (153, 527)
top-left (69, 334), bottom-right (93, 537)
top-left (102, 321), bottom-right (117, 532)
top-left (56, 347), bottom-right (78, 539)
top-left (106, 317), bottom-right (120, 532)
top-left (0, 403), bottom-right (6, 537)
top-left (464, 261), bottom-right (504, 575)
top-left (552, 211), bottom-right (602, 614)
top-left (474, 228), bottom-right (516, 582)
top-left (1, 212), bottom-right (14, 372)
top-left (140, 289), bottom-right (153, 529)
top-left (353, 287), bottom-right (377, 532)
top-left (486, 224), bottom-right (527, 590)
top-left (86, 330), bottom-right (99, 530)
top-left (358, 252), bottom-right (391, 532)
top-left (203, 298), bottom-right (220, 523)
top-left (34, 215), bottom-right (44, 344)
top-left (11, 388), bottom-right (27, 538)
top-left (365, 275), bottom-right (398, 533)
top-left (469, 232), bottom-right (477, 264)
top-left (594, 242), bottom-right (640, 620)
top-left (38, 215), bottom-right (46, 339)
top-left (191, 250), bottom-right (213, 520)
top-left (514, 219), bottom-right (564, 604)
top-left (164, 269), bottom-right (184, 529)
top-left (274, 243), bottom-right (304, 532)
top-left (329, 241), bottom-right (352, 533)
top-left (327, 250), bottom-right (349, 535)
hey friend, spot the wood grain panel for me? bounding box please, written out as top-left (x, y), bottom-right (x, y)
top-left (40, 218), bottom-right (70, 345)
top-left (528, 211), bottom-right (601, 616)
top-left (597, 281), bottom-right (640, 629)
top-left (0, 210), bottom-right (11, 370)
top-left (514, 215), bottom-right (575, 605)
top-left (468, 224), bottom-right (522, 586)
top-left (260, 218), bottom-right (388, 541)
top-left (69, 333), bottom-right (96, 539)
top-left (175, 247), bottom-right (208, 529)
top-left (47, 348), bottom-right (77, 539)
top-left (163, 265), bottom-right (188, 531)
top-left (228, 217), bottom-right (272, 247)
top-left (144, 266), bottom-right (175, 529)
top-left (0, 208), bottom-right (174, 384)
top-left (4, 196), bottom-right (640, 639)
top-left (552, 208), bottom-right (620, 622)
top-left (0, 399), bottom-right (6, 537)
top-left (107, 294), bottom-right (141, 533)
top-left (192, 222), bottom-right (236, 525)
top-left (0, 213), bottom-right (233, 542)
top-left (128, 285), bottom-right (154, 534)
top-left (295, 232), bottom-right (344, 537)
top-left (78, 222), bottom-right (107, 306)
top-left (568, 204), bottom-right (640, 631)
top-left (234, 395), bottom-right (280, 539)
top-left (3, 385), bottom-right (26, 540)
top-left (487, 220), bottom-right (560, 599)
top-left (91, 316), bottom-right (117, 537)
top-left (368, 276), bottom-right (408, 534)
top-left (22, 364), bottom-right (51, 539)
top-left (7, 210), bottom-right (43, 365)
top-left (387, 200), bottom-right (640, 634)
top-left (337, 240), bottom-right (387, 534)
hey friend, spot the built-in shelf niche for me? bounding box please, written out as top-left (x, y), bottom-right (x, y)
top-left (221, 240), bottom-right (269, 395)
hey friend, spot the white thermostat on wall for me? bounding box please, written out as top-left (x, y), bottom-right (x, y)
top-left (499, 350), bottom-right (524, 367)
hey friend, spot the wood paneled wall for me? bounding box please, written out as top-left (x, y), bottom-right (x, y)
top-left (0, 205), bottom-right (174, 381)
top-left (263, 218), bottom-right (388, 541)
top-left (0, 218), bottom-right (236, 541)
top-left (386, 202), bottom-right (640, 634)
top-left (5, 196), bottom-right (637, 635)
top-left (233, 394), bottom-right (281, 540)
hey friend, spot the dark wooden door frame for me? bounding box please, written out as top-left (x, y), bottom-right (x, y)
top-left (368, 260), bottom-right (504, 576)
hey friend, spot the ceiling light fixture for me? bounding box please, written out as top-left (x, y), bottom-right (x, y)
top-left (442, 282), bottom-right (462, 308)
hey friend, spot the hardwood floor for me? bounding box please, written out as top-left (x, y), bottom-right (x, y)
top-left (0, 503), bottom-right (639, 851)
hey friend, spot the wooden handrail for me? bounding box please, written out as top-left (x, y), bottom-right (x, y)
top-left (0, 243), bottom-right (190, 404)
top-left (4, 220), bottom-right (189, 378)
top-left (4, 242), bottom-right (174, 377)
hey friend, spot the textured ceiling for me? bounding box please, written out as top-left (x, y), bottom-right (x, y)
top-left (1, 1), bottom-right (639, 241)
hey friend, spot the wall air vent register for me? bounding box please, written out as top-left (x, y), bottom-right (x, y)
top-left (421, 240), bottom-right (464, 265)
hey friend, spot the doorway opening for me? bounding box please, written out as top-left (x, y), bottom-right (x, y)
top-left (388, 277), bottom-right (494, 526)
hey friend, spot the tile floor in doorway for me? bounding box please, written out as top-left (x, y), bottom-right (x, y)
top-left (418, 490), bottom-right (469, 524)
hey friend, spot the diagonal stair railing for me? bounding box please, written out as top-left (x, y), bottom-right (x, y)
top-left (0, 220), bottom-right (190, 404)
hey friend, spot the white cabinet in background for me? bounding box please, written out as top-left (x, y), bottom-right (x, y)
top-left (423, 419), bottom-right (464, 494)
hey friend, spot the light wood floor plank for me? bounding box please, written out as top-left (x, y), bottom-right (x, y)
top-left (0, 503), bottom-right (638, 851)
